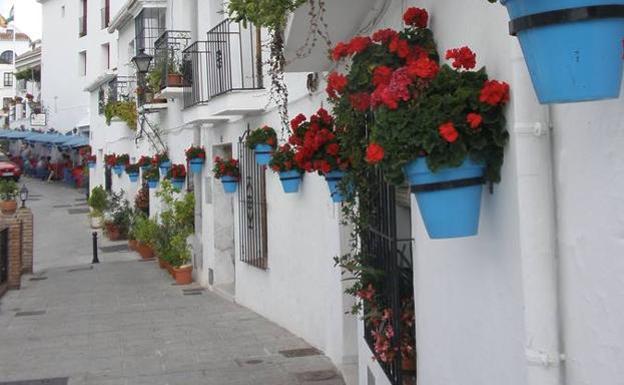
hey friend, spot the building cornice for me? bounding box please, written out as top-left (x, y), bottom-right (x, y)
top-left (108, 0), bottom-right (166, 33)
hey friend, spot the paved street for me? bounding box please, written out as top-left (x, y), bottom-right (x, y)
top-left (0, 179), bottom-right (345, 385)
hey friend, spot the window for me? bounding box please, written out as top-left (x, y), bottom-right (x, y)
top-left (101, 0), bottom-right (110, 28)
top-left (134, 8), bottom-right (166, 55)
top-left (79, 51), bottom-right (87, 76)
top-left (0, 51), bottom-right (14, 64)
top-left (3, 73), bottom-right (13, 87)
top-left (61, 5), bottom-right (65, 18)
top-left (79, 0), bottom-right (87, 37)
top-left (101, 43), bottom-right (110, 70)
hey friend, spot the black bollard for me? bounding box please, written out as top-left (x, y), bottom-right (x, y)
top-left (92, 232), bottom-right (99, 264)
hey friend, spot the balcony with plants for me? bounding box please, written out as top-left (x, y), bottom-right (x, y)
top-left (98, 75), bottom-right (138, 131)
top-left (152, 30), bottom-right (192, 96)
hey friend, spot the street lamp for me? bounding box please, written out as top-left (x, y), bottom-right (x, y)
top-left (131, 48), bottom-right (153, 74)
top-left (19, 184), bottom-right (28, 208)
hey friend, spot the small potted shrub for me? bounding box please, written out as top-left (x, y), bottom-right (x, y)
top-left (166, 164), bottom-right (187, 190)
top-left (0, 180), bottom-right (18, 215)
top-left (153, 152), bottom-right (171, 174)
top-left (212, 157), bottom-right (240, 194)
top-left (246, 125), bottom-right (277, 165)
top-left (87, 186), bottom-right (108, 228)
top-left (185, 146), bottom-right (206, 173)
top-left (143, 166), bottom-right (160, 189)
top-left (104, 191), bottom-right (132, 241)
top-left (170, 233), bottom-right (193, 284)
top-left (137, 155), bottom-right (152, 172)
top-left (269, 144), bottom-right (304, 193)
top-left (289, 109), bottom-right (350, 202)
top-left (125, 163), bottom-right (140, 182)
top-left (133, 215), bottom-right (158, 259)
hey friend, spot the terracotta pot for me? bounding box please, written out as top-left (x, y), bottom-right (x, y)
top-left (158, 257), bottom-right (166, 269)
top-left (165, 261), bottom-right (173, 276)
top-left (172, 265), bottom-right (193, 285)
top-left (1, 200), bottom-right (17, 215)
top-left (167, 73), bottom-right (184, 87)
top-left (106, 224), bottom-right (121, 241)
top-left (152, 98), bottom-right (167, 104)
top-left (136, 242), bottom-right (154, 259)
top-left (128, 239), bottom-right (137, 251)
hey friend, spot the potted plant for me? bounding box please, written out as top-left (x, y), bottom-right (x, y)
top-left (104, 153), bottom-right (117, 170)
top-left (143, 166), bottom-right (160, 189)
top-left (488, 0), bottom-right (624, 103)
top-left (87, 186), bottom-right (107, 228)
top-left (0, 180), bottom-right (18, 215)
top-left (185, 146), bottom-right (206, 173)
top-left (103, 191), bottom-right (132, 241)
top-left (137, 155), bottom-right (152, 172)
top-left (212, 157), bottom-right (240, 194)
top-left (153, 152), bottom-right (171, 174)
top-left (169, 233), bottom-right (193, 284)
top-left (289, 109), bottom-right (350, 202)
top-left (133, 215), bottom-right (158, 259)
top-left (328, 6), bottom-right (509, 238)
top-left (166, 55), bottom-right (184, 87)
top-left (84, 154), bottom-right (97, 168)
top-left (166, 164), bottom-right (187, 190)
top-left (246, 125), bottom-right (277, 165)
top-left (125, 163), bottom-right (140, 182)
top-left (104, 100), bottom-right (138, 129)
top-left (114, 154), bottom-right (129, 176)
top-left (269, 144), bottom-right (304, 193)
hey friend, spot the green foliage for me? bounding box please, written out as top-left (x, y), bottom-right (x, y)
top-left (246, 125), bottom-right (277, 149)
top-left (227, 0), bottom-right (306, 30)
top-left (104, 100), bottom-right (138, 130)
top-left (106, 190), bottom-right (133, 237)
top-left (125, 163), bottom-right (140, 174)
top-left (147, 68), bottom-right (162, 93)
top-left (14, 68), bottom-right (41, 82)
top-left (143, 166), bottom-right (160, 181)
top-left (154, 180), bottom-right (195, 267)
top-left (268, 144), bottom-right (301, 172)
top-left (132, 214), bottom-right (159, 246)
top-left (0, 179), bottom-right (17, 201)
top-left (87, 186), bottom-right (108, 216)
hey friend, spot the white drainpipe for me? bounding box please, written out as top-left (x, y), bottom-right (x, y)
top-left (509, 41), bottom-right (564, 385)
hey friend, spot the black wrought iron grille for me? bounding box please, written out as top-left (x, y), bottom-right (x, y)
top-left (98, 76), bottom-right (136, 115)
top-left (135, 8), bottom-right (166, 56)
top-left (238, 131), bottom-right (268, 269)
top-left (0, 228), bottom-right (8, 285)
top-left (182, 20), bottom-right (263, 108)
top-left (154, 30), bottom-right (191, 89)
top-left (362, 169), bottom-right (416, 385)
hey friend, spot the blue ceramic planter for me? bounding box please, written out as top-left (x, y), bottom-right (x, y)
top-left (254, 144), bottom-right (273, 166)
top-left (221, 175), bottom-right (238, 194)
top-left (128, 172), bottom-right (139, 183)
top-left (324, 170), bottom-right (348, 203)
top-left (147, 179), bottom-right (159, 189)
top-left (159, 160), bottom-right (171, 175)
top-left (171, 178), bottom-right (185, 190)
top-left (279, 170), bottom-right (302, 193)
top-left (190, 158), bottom-right (204, 173)
top-left (87, 162), bottom-right (96, 169)
top-left (113, 165), bottom-right (124, 176)
top-left (404, 158), bottom-right (485, 239)
top-left (501, 0), bottom-right (624, 103)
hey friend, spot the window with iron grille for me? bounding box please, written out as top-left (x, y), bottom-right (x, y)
top-left (134, 8), bottom-right (166, 56)
top-left (3, 73), bottom-right (12, 87)
top-left (238, 131), bottom-right (268, 269)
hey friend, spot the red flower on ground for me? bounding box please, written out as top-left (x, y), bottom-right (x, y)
top-left (466, 113), bottom-right (483, 129)
top-left (403, 7), bottom-right (428, 28)
top-left (445, 46), bottom-right (477, 70)
top-left (406, 56), bottom-right (439, 80)
top-left (365, 143), bottom-right (385, 164)
top-left (479, 80), bottom-right (510, 106)
top-left (326, 72), bottom-right (348, 99)
top-left (439, 122), bottom-right (459, 143)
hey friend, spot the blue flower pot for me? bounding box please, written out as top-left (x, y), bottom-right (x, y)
top-left (87, 162), bottom-right (96, 169)
top-left (279, 170), bottom-right (303, 193)
top-left (501, 0), bottom-right (624, 103)
top-left (113, 165), bottom-right (124, 176)
top-left (147, 179), bottom-right (159, 189)
top-left (221, 175), bottom-right (238, 194)
top-left (171, 178), bottom-right (185, 190)
top-left (190, 158), bottom-right (204, 173)
top-left (404, 158), bottom-right (485, 239)
top-left (254, 144), bottom-right (273, 166)
top-left (128, 172), bottom-right (139, 183)
top-left (159, 160), bottom-right (171, 175)
top-left (324, 170), bottom-right (348, 203)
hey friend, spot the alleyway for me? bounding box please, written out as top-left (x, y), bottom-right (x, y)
top-left (0, 179), bottom-right (345, 385)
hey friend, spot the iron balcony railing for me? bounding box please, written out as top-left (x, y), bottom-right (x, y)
top-left (182, 20), bottom-right (264, 108)
top-left (79, 16), bottom-right (87, 37)
top-left (154, 30), bottom-right (192, 90)
top-left (98, 75), bottom-right (137, 115)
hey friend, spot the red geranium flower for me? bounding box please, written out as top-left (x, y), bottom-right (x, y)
top-left (365, 143), bottom-right (385, 164)
top-left (349, 92), bottom-right (371, 112)
top-left (348, 36), bottom-right (372, 55)
top-left (326, 72), bottom-right (348, 99)
top-left (290, 113), bottom-right (306, 130)
top-left (388, 37), bottom-right (411, 59)
top-left (331, 42), bottom-right (350, 61)
top-left (466, 113), bottom-right (483, 129)
top-left (403, 7), bottom-right (428, 28)
top-left (406, 56), bottom-right (439, 80)
top-left (445, 46), bottom-right (477, 70)
top-left (479, 80), bottom-right (510, 106)
top-left (372, 66), bottom-right (393, 87)
top-left (372, 28), bottom-right (398, 44)
top-left (439, 122), bottom-right (459, 143)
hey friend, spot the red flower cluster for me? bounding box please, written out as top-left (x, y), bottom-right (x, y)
top-left (365, 143), bottom-right (385, 164)
top-left (168, 164), bottom-right (187, 179)
top-left (269, 144), bottom-right (298, 173)
top-left (137, 155), bottom-right (152, 167)
top-left (288, 108), bottom-right (349, 174)
top-left (480, 80), bottom-right (510, 106)
top-left (326, 72), bottom-right (348, 99)
top-left (104, 154), bottom-right (117, 167)
top-left (466, 113), bottom-right (483, 129)
top-left (445, 46), bottom-right (477, 70)
top-left (152, 152), bottom-right (169, 166)
top-left (212, 156), bottom-right (240, 179)
top-left (83, 154), bottom-right (96, 163)
top-left (403, 7), bottom-right (428, 28)
top-left (439, 122), bottom-right (459, 143)
top-left (330, 36), bottom-right (372, 61)
top-left (185, 146), bottom-right (206, 160)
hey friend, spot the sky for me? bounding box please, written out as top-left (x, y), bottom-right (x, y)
top-left (1, 0), bottom-right (42, 40)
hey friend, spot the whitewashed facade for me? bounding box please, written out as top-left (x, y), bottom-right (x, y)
top-left (71, 1), bottom-right (624, 385)
top-left (0, 29), bottom-right (31, 127)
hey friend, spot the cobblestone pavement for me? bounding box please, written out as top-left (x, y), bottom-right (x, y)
top-left (0, 179), bottom-right (345, 385)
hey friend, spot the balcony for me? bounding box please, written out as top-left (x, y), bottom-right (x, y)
top-left (182, 20), bottom-right (264, 119)
top-left (98, 75), bottom-right (137, 115)
top-left (153, 30), bottom-right (191, 92)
